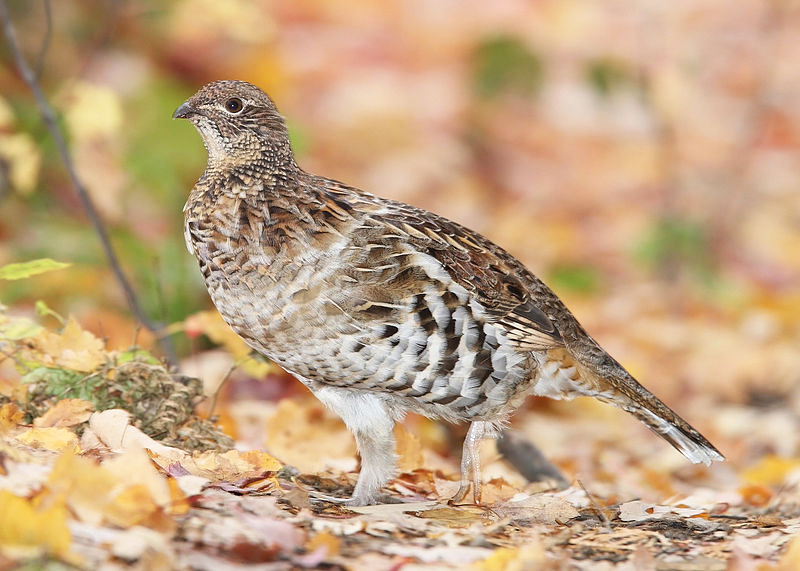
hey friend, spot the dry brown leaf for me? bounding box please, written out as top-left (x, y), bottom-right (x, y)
top-left (618, 500), bottom-right (705, 522)
top-left (492, 493), bottom-right (580, 524)
top-left (415, 505), bottom-right (489, 528)
top-left (166, 477), bottom-right (191, 516)
top-left (33, 399), bottom-right (93, 428)
top-left (185, 449), bottom-right (282, 482)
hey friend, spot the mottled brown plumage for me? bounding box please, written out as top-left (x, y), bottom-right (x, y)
top-left (175, 80), bottom-right (723, 505)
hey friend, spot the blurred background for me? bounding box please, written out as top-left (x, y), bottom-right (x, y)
top-left (1, 0), bottom-right (799, 497)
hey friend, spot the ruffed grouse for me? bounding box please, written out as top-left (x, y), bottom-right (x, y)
top-left (174, 80), bottom-right (723, 505)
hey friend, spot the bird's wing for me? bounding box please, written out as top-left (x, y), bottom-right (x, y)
top-left (350, 195), bottom-right (564, 351)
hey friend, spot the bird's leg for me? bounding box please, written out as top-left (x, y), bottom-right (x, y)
top-left (452, 420), bottom-right (488, 504)
top-left (349, 416), bottom-right (396, 505)
top-left (313, 388), bottom-right (397, 505)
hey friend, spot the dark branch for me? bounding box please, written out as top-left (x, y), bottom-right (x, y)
top-left (33, 0), bottom-right (51, 79)
top-left (0, 0), bottom-right (176, 362)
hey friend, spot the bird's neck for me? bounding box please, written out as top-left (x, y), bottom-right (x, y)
top-left (201, 154), bottom-right (302, 201)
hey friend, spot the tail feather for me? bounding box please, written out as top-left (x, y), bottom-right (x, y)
top-left (548, 345), bottom-right (724, 465)
top-left (599, 371), bottom-right (725, 465)
top-left (627, 399), bottom-right (724, 466)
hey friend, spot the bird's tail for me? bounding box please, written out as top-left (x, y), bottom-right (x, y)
top-left (550, 347), bottom-right (725, 465)
top-left (601, 377), bottom-right (725, 466)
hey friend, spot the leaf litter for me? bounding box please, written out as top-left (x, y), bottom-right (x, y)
top-left (1, 308), bottom-right (800, 569)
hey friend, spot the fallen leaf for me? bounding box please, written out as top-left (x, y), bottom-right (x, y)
top-left (16, 427), bottom-right (79, 453)
top-left (305, 530), bottom-right (340, 558)
top-left (395, 424), bottom-right (425, 472)
top-left (33, 399), bottom-right (93, 428)
top-left (618, 500), bottom-right (705, 522)
top-left (179, 311), bottom-right (273, 377)
top-left (35, 317), bottom-right (105, 372)
top-left (0, 490), bottom-right (73, 559)
top-left (103, 484), bottom-right (162, 529)
top-left (414, 505), bottom-right (489, 528)
top-left (741, 455), bottom-right (800, 487)
top-left (738, 484), bottom-right (773, 508)
top-left (85, 409), bottom-right (186, 460)
top-left (776, 534), bottom-right (800, 571)
top-left (474, 543), bottom-right (546, 571)
top-left (47, 452), bottom-right (119, 526)
top-left (0, 403), bottom-right (24, 433)
top-left (103, 448), bottom-right (172, 509)
top-left (186, 449), bottom-right (282, 482)
top-left (492, 493), bottom-right (580, 524)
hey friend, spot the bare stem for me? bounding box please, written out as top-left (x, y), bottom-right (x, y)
top-left (0, 0), bottom-right (176, 363)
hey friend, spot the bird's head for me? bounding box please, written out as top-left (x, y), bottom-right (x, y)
top-left (173, 80), bottom-right (294, 170)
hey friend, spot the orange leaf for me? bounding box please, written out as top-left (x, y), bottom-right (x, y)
top-left (741, 455), bottom-right (800, 487)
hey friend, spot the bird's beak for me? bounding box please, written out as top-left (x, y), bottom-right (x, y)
top-left (173, 101), bottom-right (196, 119)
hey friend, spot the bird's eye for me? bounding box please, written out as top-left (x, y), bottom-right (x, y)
top-left (225, 98), bottom-right (244, 113)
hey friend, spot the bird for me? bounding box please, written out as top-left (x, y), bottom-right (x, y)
top-left (174, 80), bottom-right (724, 506)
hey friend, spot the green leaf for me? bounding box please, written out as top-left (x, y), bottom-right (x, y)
top-left (0, 259), bottom-right (71, 280)
top-left (473, 35), bottom-right (544, 98)
top-left (35, 300), bottom-right (65, 324)
top-left (635, 216), bottom-right (717, 283)
top-left (549, 264), bottom-right (602, 294)
top-left (117, 348), bottom-right (161, 366)
top-left (585, 58), bottom-right (631, 98)
top-left (0, 316), bottom-right (43, 340)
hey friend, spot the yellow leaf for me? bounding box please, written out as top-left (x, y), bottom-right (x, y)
top-left (0, 132), bottom-right (41, 194)
top-left (188, 449), bottom-right (282, 482)
top-left (35, 316), bottom-right (105, 372)
top-left (103, 484), bottom-right (160, 529)
top-left (180, 310), bottom-right (274, 377)
top-left (47, 452), bottom-right (118, 526)
top-left (0, 403), bottom-right (24, 433)
top-left (306, 531), bottom-right (340, 558)
top-left (16, 427), bottom-right (79, 452)
top-left (58, 81), bottom-right (123, 143)
top-left (166, 477), bottom-right (190, 516)
top-left (33, 399), bottom-right (93, 428)
top-left (777, 535), bottom-right (800, 570)
top-left (394, 424), bottom-right (424, 472)
top-left (102, 448), bottom-right (172, 510)
top-left (0, 490), bottom-right (72, 559)
top-left (741, 455), bottom-right (800, 487)
top-left (473, 543), bottom-right (546, 571)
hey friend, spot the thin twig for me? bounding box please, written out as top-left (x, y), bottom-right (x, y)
top-left (0, 0), bottom-right (176, 363)
top-left (33, 0), bottom-right (51, 79)
top-left (578, 479), bottom-right (612, 530)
